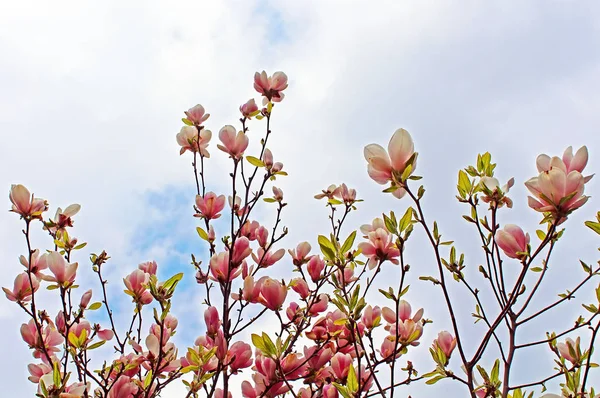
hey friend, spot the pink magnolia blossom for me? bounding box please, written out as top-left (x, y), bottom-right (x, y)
top-left (259, 277), bottom-right (287, 310)
top-left (286, 302), bottom-right (302, 323)
top-left (240, 220), bottom-right (260, 240)
top-left (138, 260), bottom-right (157, 275)
top-left (204, 306), bottom-right (222, 336)
top-left (256, 226), bottom-right (269, 248)
top-left (289, 242), bottom-right (312, 267)
top-left (43, 204), bottom-right (80, 238)
top-left (46, 251), bottom-right (78, 287)
top-left (19, 249), bottom-right (48, 279)
top-left (434, 330), bottom-right (457, 359)
top-left (360, 217), bottom-right (387, 236)
top-left (184, 104), bottom-right (210, 126)
top-left (107, 376), bottom-right (139, 398)
top-left (254, 71), bottom-right (288, 104)
top-left (3, 272), bottom-right (39, 302)
top-left (215, 389), bottom-right (233, 398)
top-left (218, 125), bottom-right (249, 159)
top-left (79, 289), bottom-right (92, 308)
top-left (232, 237), bottom-right (253, 265)
top-left (290, 278), bottom-right (310, 299)
top-left (240, 98), bottom-right (259, 118)
top-left (9, 184), bottom-right (47, 219)
top-left (308, 294), bottom-right (329, 316)
top-left (209, 252), bottom-right (242, 282)
top-left (364, 128), bottom-right (416, 199)
top-left (526, 147), bottom-right (592, 222)
top-left (361, 305), bottom-right (381, 329)
top-left (227, 341), bottom-right (253, 372)
top-left (480, 176), bottom-right (514, 208)
top-left (272, 186), bottom-right (284, 202)
top-left (195, 192), bottom-right (226, 220)
top-left (358, 228), bottom-right (400, 269)
top-left (97, 328), bottom-right (114, 341)
top-left (557, 337), bottom-right (581, 364)
top-left (322, 384), bottom-right (339, 398)
top-left (27, 363), bottom-right (52, 383)
top-left (21, 320), bottom-right (62, 359)
top-left (337, 183), bottom-right (357, 204)
top-left (307, 255), bottom-right (325, 282)
top-left (176, 125), bottom-right (212, 157)
top-left (252, 248), bottom-right (285, 268)
top-left (495, 224), bottom-right (530, 260)
top-left (123, 269), bottom-right (153, 305)
top-left (330, 353), bottom-right (353, 380)
top-left (314, 184), bottom-right (341, 200)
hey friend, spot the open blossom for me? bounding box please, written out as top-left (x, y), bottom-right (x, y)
top-left (176, 125), bottom-right (212, 157)
top-left (360, 217), bottom-right (387, 236)
top-left (27, 363), bottom-right (52, 383)
top-left (218, 125), bottom-right (249, 159)
top-left (19, 249), bottom-right (48, 279)
top-left (21, 320), bottom-right (62, 359)
top-left (209, 252), bottom-right (242, 282)
top-left (495, 224), bottom-right (530, 260)
top-left (227, 341), bottom-right (253, 372)
top-left (358, 228), bottom-right (400, 269)
top-left (4, 272), bottom-right (39, 302)
top-left (557, 337), bottom-right (581, 364)
top-left (525, 146), bottom-right (592, 222)
top-left (289, 242), bottom-right (312, 266)
top-left (252, 247), bottom-right (285, 268)
top-left (46, 251), bottom-right (78, 287)
top-left (254, 71), bottom-right (288, 104)
top-left (433, 331), bottom-right (457, 360)
top-left (138, 260), bottom-right (157, 275)
top-left (364, 128), bottom-right (416, 199)
top-left (123, 269), bottom-right (153, 305)
top-left (259, 277), bottom-right (287, 310)
top-left (9, 184), bottom-right (47, 219)
top-left (44, 204), bottom-right (81, 237)
top-left (195, 192), bottom-right (226, 220)
top-left (479, 176), bottom-right (514, 208)
top-left (336, 183), bottom-right (357, 204)
top-left (184, 104), bottom-right (210, 126)
top-left (382, 300), bottom-right (424, 346)
top-left (314, 184), bottom-right (341, 200)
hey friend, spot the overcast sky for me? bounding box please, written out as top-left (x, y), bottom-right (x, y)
top-left (1, 1), bottom-right (600, 396)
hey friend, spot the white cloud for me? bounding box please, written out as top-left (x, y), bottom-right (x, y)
top-left (1, 1), bottom-right (600, 396)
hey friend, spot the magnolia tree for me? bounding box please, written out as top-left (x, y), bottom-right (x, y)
top-left (5, 71), bottom-right (600, 398)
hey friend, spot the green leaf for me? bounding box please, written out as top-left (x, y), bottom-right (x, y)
top-left (182, 118), bottom-right (193, 126)
top-left (88, 302), bottom-right (103, 311)
top-left (144, 370), bottom-right (153, 388)
top-left (162, 272), bottom-right (184, 291)
top-left (426, 375), bottom-right (445, 385)
top-left (263, 198), bottom-right (277, 203)
top-left (68, 332), bottom-right (79, 348)
top-left (262, 333), bottom-right (278, 357)
top-left (585, 220), bottom-right (600, 235)
top-left (536, 229), bottom-right (546, 241)
top-left (318, 235), bottom-right (336, 260)
top-left (340, 231), bottom-right (357, 254)
top-left (490, 359), bottom-right (500, 382)
top-left (246, 156), bottom-right (265, 168)
top-left (457, 170), bottom-right (471, 197)
top-left (196, 226), bottom-right (209, 240)
top-left (53, 361), bottom-right (61, 389)
top-left (74, 242), bottom-right (87, 250)
top-left (398, 207), bottom-right (413, 232)
top-left (251, 334), bottom-right (267, 353)
top-left (530, 267), bottom-right (543, 273)
top-left (88, 340), bottom-right (107, 350)
top-left (346, 363), bottom-right (358, 393)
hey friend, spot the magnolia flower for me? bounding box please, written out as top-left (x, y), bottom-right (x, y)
top-left (479, 176), bottom-right (514, 208)
top-left (240, 98), bottom-right (259, 118)
top-left (254, 71), bottom-right (288, 104)
top-left (314, 184), bottom-right (341, 200)
top-left (184, 104), bottom-right (210, 126)
top-left (433, 330), bottom-right (457, 360)
top-left (46, 252), bottom-right (78, 287)
top-left (9, 184), bottom-right (47, 219)
top-left (557, 337), bottom-right (581, 364)
top-left (307, 255), bottom-right (325, 282)
top-left (361, 305), bottom-right (381, 329)
top-left (176, 126), bottom-right (212, 157)
top-left (123, 269), bottom-right (153, 305)
top-left (358, 228), bottom-right (400, 269)
top-left (495, 224), bottom-right (530, 260)
top-left (259, 277), bottom-right (287, 310)
top-left (364, 128), bottom-right (416, 199)
top-left (195, 192), bottom-right (226, 220)
top-left (289, 242), bottom-right (312, 266)
top-left (3, 272), bottom-right (39, 302)
top-left (525, 146), bottom-right (592, 223)
top-left (217, 125), bottom-right (249, 159)
top-left (227, 341), bottom-right (253, 372)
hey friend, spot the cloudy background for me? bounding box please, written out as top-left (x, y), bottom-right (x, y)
top-left (1, 1), bottom-right (600, 396)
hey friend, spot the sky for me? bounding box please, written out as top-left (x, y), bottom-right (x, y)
top-left (1, 0), bottom-right (600, 396)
